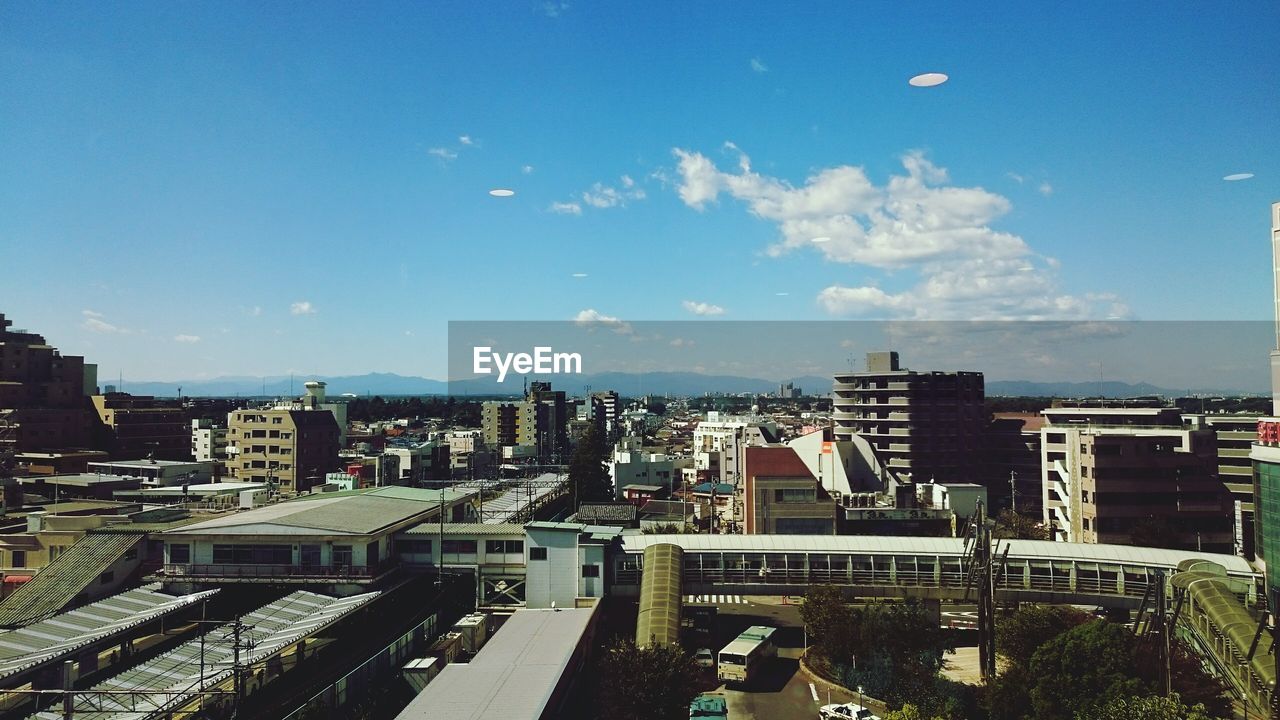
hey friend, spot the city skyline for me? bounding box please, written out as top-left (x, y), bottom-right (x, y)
top-left (2, 3), bottom-right (1277, 381)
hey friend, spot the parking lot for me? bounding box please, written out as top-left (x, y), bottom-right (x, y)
top-left (689, 598), bottom-right (864, 720)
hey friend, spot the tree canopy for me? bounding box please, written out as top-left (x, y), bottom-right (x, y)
top-left (801, 587), bottom-right (955, 709)
top-left (995, 604), bottom-right (1093, 668)
top-left (1027, 620), bottom-right (1151, 720)
top-left (569, 424), bottom-right (613, 507)
top-left (595, 638), bottom-right (700, 720)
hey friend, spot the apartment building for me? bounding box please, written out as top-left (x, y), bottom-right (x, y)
top-left (692, 412), bottom-right (779, 486)
top-left (833, 351), bottom-right (984, 484)
top-left (1041, 405), bottom-right (1231, 552)
top-left (91, 393), bottom-right (189, 460)
top-left (227, 407), bottom-right (340, 493)
top-left (0, 313), bottom-right (97, 454)
top-left (481, 401), bottom-right (536, 450)
top-left (1187, 414), bottom-right (1260, 557)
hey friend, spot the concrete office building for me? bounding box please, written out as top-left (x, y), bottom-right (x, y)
top-left (1253, 201), bottom-right (1280, 605)
top-left (833, 351), bottom-right (984, 484)
top-left (227, 406), bottom-right (340, 494)
top-left (0, 313), bottom-right (98, 454)
top-left (529, 382), bottom-right (568, 461)
top-left (743, 446), bottom-right (837, 535)
top-left (191, 418), bottom-right (229, 476)
top-left (692, 412), bottom-right (779, 487)
top-left (1041, 405), bottom-right (1231, 552)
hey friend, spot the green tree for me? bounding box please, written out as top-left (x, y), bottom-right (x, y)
top-left (984, 664), bottom-right (1034, 720)
top-left (1027, 620), bottom-right (1150, 720)
top-left (996, 604), bottom-right (1093, 667)
top-left (800, 591), bottom-right (954, 708)
top-left (569, 425), bottom-right (612, 507)
top-left (1133, 638), bottom-right (1233, 719)
top-left (1073, 693), bottom-right (1213, 720)
top-left (992, 509), bottom-right (1051, 540)
top-left (882, 705), bottom-right (946, 720)
top-left (595, 638), bottom-right (700, 720)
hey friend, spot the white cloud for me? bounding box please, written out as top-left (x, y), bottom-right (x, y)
top-left (750, 57), bottom-right (769, 73)
top-left (543, 1), bottom-right (569, 17)
top-left (458, 135), bottom-right (475, 146)
top-left (522, 165), bottom-right (535, 175)
top-left (672, 144), bottom-right (1119, 320)
top-left (573, 308), bottom-right (633, 334)
top-left (840, 339), bottom-right (857, 349)
top-left (428, 147), bottom-right (458, 161)
top-left (81, 310), bottom-right (131, 334)
top-left (174, 334), bottom-right (201, 344)
top-left (290, 301), bottom-right (316, 316)
top-left (1005, 172), bottom-right (1025, 184)
top-left (249, 306), bottom-right (263, 317)
top-left (581, 176), bottom-right (646, 208)
top-left (83, 318), bottom-right (124, 334)
top-left (1038, 181), bottom-right (1054, 196)
top-left (670, 338), bottom-right (695, 347)
top-left (549, 201), bottom-right (583, 216)
top-left (682, 300), bottom-right (726, 316)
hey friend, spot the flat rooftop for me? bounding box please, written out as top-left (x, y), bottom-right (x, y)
top-left (396, 605), bottom-right (598, 720)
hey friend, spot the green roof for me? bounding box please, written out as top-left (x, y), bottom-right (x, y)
top-left (0, 533), bottom-right (142, 628)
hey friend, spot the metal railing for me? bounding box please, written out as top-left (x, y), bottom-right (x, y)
top-left (161, 563), bottom-right (391, 580)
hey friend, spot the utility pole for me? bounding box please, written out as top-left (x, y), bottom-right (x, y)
top-left (964, 499), bottom-right (1003, 681)
top-left (1009, 471), bottom-right (1017, 513)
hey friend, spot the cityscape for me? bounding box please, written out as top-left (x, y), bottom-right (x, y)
top-left (3, 4), bottom-right (1279, 720)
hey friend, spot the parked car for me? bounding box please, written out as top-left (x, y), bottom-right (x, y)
top-left (694, 647), bottom-right (716, 669)
top-left (819, 702), bottom-right (878, 720)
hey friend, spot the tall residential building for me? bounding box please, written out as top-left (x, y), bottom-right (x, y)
top-left (0, 313), bottom-right (97, 455)
top-left (481, 401), bottom-right (536, 450)
top-left (1187, 414), bottom-right (1260, 557)
top-left (528, 381), bottom-right (568, 460)
top-left (1041, 404), bottom-right (1231, 552)
top-left (592, 390), bottom-right (621, 435)
top-left (833, 351), bottom-right (984, 484)
top-left (91, 393), bottom-right (189, 460)
top-left (191, 418), bottom-right (229, 477)
top-left (1254, 201), bottom-right (1280, 613)
top-left (227, 407), bottom-right (340, 493)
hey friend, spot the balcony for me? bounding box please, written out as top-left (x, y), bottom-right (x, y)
top-left (158, 562), bottom-right (393, 583)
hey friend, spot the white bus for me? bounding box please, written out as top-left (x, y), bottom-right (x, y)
top-left (716, 625), bottom-right (777, 685)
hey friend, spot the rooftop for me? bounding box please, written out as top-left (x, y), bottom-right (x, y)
top-left (0, 534), bottom-right (145, 628)
top-left (161, 486), bottom-right (472, 537)
top-left (395, 605), bottom-right (599, 720)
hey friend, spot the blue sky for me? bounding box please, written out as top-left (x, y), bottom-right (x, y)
top-left (2, 2), bottom-right (1277, 382)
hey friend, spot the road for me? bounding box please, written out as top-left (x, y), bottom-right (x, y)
top-left (692, 598), bottom-right (862, 720)
top-left (685, 596), bottom-right (978, 720)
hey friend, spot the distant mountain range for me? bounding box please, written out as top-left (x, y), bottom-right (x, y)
top-left (114, 372), bottom-right (1265, 399)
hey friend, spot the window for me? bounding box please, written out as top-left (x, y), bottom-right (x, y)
top-left (10, 550), bottom-right (26, 567)
top-left (212, 544), bottom-right (294, 565)
top-left (269, 430), bottom-right (280, 438)
top-left (401, 539), bottom-right (432, 554)
top-left (773, 488), bottom-right (816, 503)
top-left (49, 545), bottom-right (68, 561)
top-left (775, 518), bottom-right (833, 534)
top-left (441, 539), bottom-right (476, 554)
top-left (529, 547), bottom-right (548, 560)
top-left (582, 564), bottom-right (600, 578)
top-left (332, 545), bottom-right (353, 566)
top-left (300, 545), bottom-right (321, 566)
top-left (486, 540), bottom-right (523, 554)
top-left (272, 416), bottom-right (283, 424)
